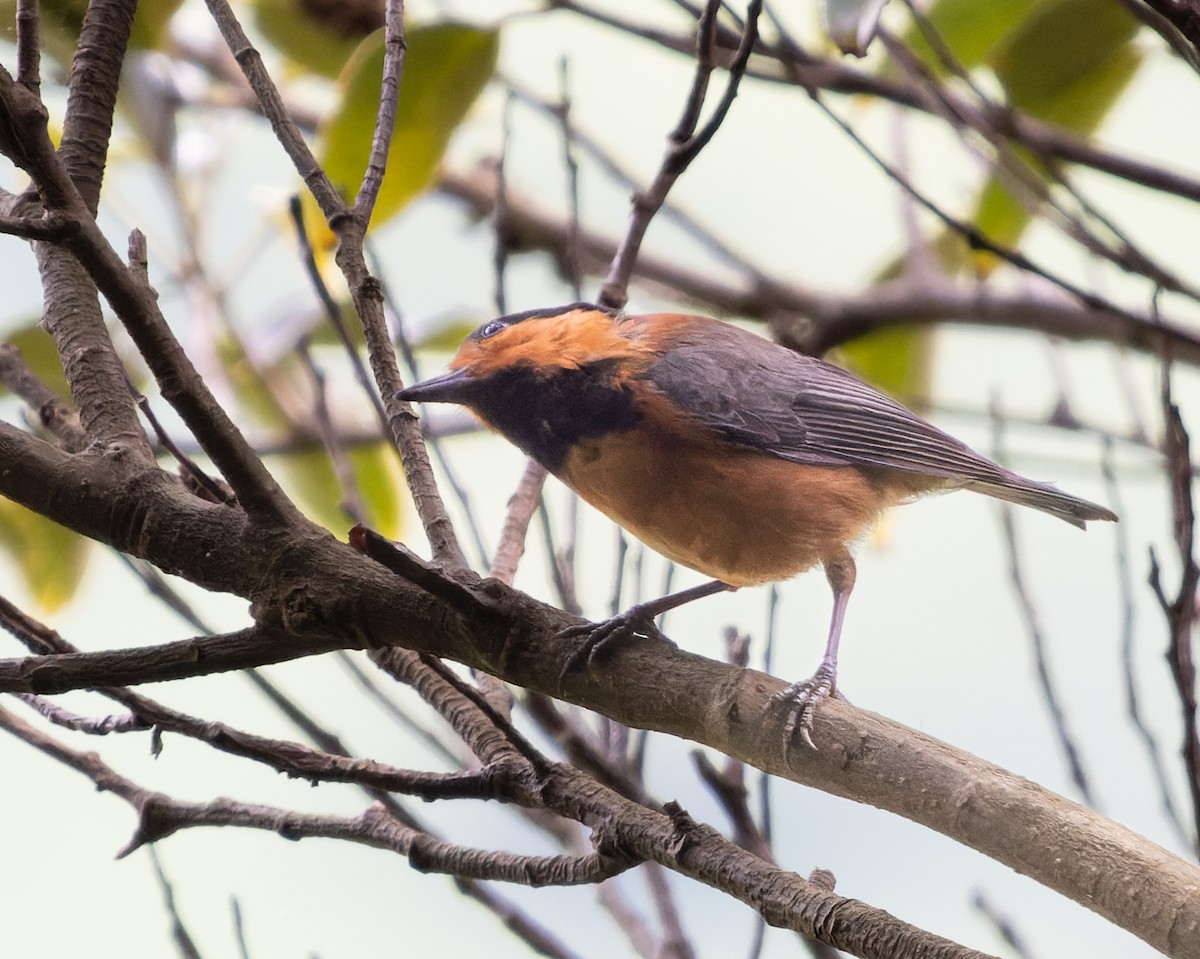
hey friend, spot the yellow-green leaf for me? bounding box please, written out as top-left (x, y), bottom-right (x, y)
top-left (969, 0), bottom-right (1140, 268)
top-left (837, 327), bottom-right (934, 409)
top-left (2, 324), bottom-right (70, 401)
top-left (250, 0), bottom-right (383, 79)
top-left (989, 0), bottom-right (1139, 120)
top-left (902, 0), bottom-right (1038, 73)
top-left (307, 23), bottom-right (499, 251)
top-left (0, 499), bottom-right (90, 611)
top-left (0, 0), bottom-right (182, 64)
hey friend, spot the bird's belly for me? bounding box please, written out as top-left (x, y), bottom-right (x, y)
top-left (558, 430), bottom-right (892, 587)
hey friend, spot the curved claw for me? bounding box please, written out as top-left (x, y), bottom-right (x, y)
top-left (773, 661), bottom-right (841, 752)
top-left (557, 605), bottom-right (669, 684)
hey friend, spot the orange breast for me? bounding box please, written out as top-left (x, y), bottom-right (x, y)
top-left (558, 424), bottom-right (907, 587)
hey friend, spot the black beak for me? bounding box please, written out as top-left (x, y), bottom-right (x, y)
top-left (397, 367), bottom-right (478, 405)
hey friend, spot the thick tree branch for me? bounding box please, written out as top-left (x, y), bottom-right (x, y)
top-left (0, 411), bottom-right (1194, 956)
top-left (440, 166), bottom-right (1200, 364)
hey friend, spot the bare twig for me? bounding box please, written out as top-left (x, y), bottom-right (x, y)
top-left (1147, 358), bottom-right (1200, 854)
top-left (995, 434), bottom-right (1099, 809)
top-left (598, 0), bottom-right (762, 309)
top-left (352, 0), bottom-right (407, 223)
top-left (149, 847), bottom-right (205, 959)
top-left (1103, 441), bottom-right (1189, 846)
top-left (16, 693), bottom-right (148, 734)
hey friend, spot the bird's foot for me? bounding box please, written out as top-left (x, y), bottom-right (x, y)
top-left (557, 604), bottom-right (673, 684)
top-left (772, 661), bottom-right (842, 751)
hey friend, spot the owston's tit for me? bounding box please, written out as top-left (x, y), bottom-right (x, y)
top-left (399, 303), bottom-right (1117, 741)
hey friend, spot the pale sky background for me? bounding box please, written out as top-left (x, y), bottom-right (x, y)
top-left (2, 2), bottom-right (1199, 957)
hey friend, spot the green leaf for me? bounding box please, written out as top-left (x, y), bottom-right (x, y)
top-left (969, 0), bottom-right (1140, 263)
top-left (902, 0), bottom-right (1039, 73)
top-left (308, 22), bottom-right (499, 250)
top-left (219, 335), bottom-right (403, 537)
top-left (350, 442), bottom-right (404, 538)
top-left (989, 0), bottom-right (1139, 121)
top-left (250, 0), bottom-right (381, 79)
top-left (128, 0), bottom-right (184, 50)
top-left (415, 315), bottom-right (480, 353)
top-left (0, 499), bottom-right (91, 611)
top-left (0, 0), bottom-right (182, 62)
top-left (1, 324), bottom-right (70, 401)
top-left (837, 326), bottom-right (934, 409)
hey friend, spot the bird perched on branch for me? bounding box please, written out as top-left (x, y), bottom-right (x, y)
top-left (399, 303), bottom-right (1117, 744)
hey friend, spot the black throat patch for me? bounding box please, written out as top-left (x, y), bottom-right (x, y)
top-left (468, 362), bottom-right (642, 473)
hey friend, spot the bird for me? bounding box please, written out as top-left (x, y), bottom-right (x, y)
top-left (398, 302), bottom-right (1117, 744)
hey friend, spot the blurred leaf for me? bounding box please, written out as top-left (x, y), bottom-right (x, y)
top-left (128, 0), bottom-right (183, 50)
top-left (0, 499), bottom-right (90, 611)
top-left (306, 22), bottom-right (499, 253)
top-left (837, 326), bottom-right (934, 408)
top-left (968, 0), bottom-right (1140, 268)
top-left (0, 0), bottom-right (182, 64)
top-left (219, 334), bottom-right (402, 536)
top-left (1, 324), bottom-right (70, 401)
top-left (218, 332), bottom-right (291, 430)
top-left (250, 0), bottom-right (383, 78)
top-left (275, 441), bottom-right (403, 537)
top-left (989, 0), bottom-right (1139, 120)
top-left (902, 0), bottom-right (1038, 72)
top-left (415, 316), bottom-right (480, 353)
top-left (351, 442), bottom-right (404, 538)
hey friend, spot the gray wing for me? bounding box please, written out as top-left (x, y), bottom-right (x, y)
top-left (642, 319), bottom-right (1009, 484)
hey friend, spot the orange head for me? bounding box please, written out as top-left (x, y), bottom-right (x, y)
top-left (398, 303), bottom-right (652, 471)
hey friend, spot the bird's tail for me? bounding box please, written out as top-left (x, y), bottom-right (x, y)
top-left (962, 475), bottom-right (1118, 529)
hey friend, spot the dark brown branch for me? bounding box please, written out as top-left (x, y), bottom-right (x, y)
top-left (58, 0), bottom-right (137, 212)
top-left (1147, 361), bottom-right (1200, 853)
top-left (0, 703), bottom-right (631, 883)
top-left (0, 210), bottom-right (78, 240)
top-left (0, 626), bottom-right (343, 694)
top-left (2, 417), bottom-right (1198, 954)
top-left (1139, 0), bottom-right (1200, 59)
top-left (14, 0), bottom-right (40, 93)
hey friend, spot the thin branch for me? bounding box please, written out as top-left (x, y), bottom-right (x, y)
top-left (14, 0), bottom-right (40, 93)
top-left (149, 847), bottom-right (205, 959)
top-left (994, 409), bottom-right (1098, 809)
top-left (352, 0), bottom-right (406, 222)
top-left (16, 693), bottom-right (149, 734)
top-left (202, 0), bottom-right (342, 220)
top-left (1103, 441), bottom-right (1190, 846)
top-left (490, 458), bottom-right (549, 587)
top-left (75, 223), bottom-right (296, 521)
top-left (1147, 358), bottom-right (1200, 853)
top-left (598, 0), bottom-right (762, 309)
top-left (129, 375), bottom-right (236, 506)
top-left (554, 0), bottom-right (1200, 205)
top-left (0, 626), bottom-right (345, 694)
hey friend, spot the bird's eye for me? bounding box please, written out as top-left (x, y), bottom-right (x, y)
top-left (478, 319), bottom-right (507, 340)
